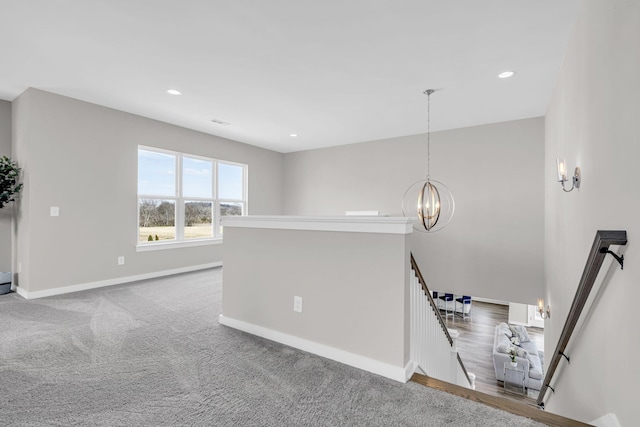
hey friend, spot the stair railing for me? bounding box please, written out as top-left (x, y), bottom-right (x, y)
top-left (410, 254), bottom-right (452, 345)
top-left (537, 230), bottom-right (627, 408)
top-left (410, 253), bottom-right (472, 389)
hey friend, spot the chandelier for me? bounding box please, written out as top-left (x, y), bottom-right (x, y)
top-left (402, 89), bottom-right (455, 232)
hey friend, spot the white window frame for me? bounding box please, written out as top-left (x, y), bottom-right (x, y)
top-left (137, 145), bottom-right (248, 251)
top-left (216, 159), bottom-right (249, 238)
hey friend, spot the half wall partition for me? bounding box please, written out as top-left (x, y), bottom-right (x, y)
top-left (220, 216), bottom-right (413, 381)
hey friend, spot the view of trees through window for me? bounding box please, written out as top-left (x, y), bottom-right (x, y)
top-left (139, 199), bottom-right (176, 241)
top-left (138, 147), bottom-right (246, 244)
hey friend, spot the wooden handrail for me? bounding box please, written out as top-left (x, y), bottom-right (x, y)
top-left (537, 230), bottom-right (627, 407)
top-left (410, 253), bottom-right (452, 346)
top-left (457, 352), bottom-right (471, 386)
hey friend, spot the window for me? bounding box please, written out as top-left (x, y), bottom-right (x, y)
top-left (137, 146), bottom-right (247, 248)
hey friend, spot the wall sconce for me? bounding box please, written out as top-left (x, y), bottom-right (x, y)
top-left (537, 299), bottom-right (551, 319)
top-left (556, 158), bottom-right (581, 192)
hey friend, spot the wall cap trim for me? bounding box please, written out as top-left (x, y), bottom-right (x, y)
top-left (222, 215), bottom-right (414, 234)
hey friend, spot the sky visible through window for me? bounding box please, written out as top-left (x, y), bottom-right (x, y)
top-left (138, 150), bottom-right (243, 199)
top-left (183, 157), bottom-right (212, 198)
top-left (218, 162), bottom-right (243, 200)
top-left (138, 150), bottom-right (175, 196)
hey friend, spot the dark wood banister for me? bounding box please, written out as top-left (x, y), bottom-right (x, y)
top-left (410, 253), bottom-right (452, 346)
top-left (457, 352), bottom-right (472, 387)
top-left (537, 230), bottom-right (627, 407)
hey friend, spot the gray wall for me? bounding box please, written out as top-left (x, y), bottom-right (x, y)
top-left (12, 88), bottom-right (283, 292)
top-left (283, 118), bottom-right (545, 303)
top-left (222, 226), bottom-right (410, 368)
top-left (0, 101), bottom-right (12, 271)
top-left (544, 0), bottom-right (639, 425)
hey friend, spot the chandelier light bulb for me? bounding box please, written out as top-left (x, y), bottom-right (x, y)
top-left (417, 181), bottom-right (441, 231)
top-left (403, 179), bottom-right (454, 233)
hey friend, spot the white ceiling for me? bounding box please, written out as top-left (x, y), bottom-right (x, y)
top-left (0, 0), bottom-right (581, 153)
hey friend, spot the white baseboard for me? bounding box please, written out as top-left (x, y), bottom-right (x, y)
top-left (219, 315), bottom-right (412, 383)
top-left (15, 262), bottom-right (222, 300)
top-left (473, 296), bottom-right (509, 306)
top-left (590, 413), bottom-right (621, 427)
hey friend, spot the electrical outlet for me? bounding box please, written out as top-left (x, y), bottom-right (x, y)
top-left (117, 256), bottom-right (125, 265)
top-left (293, 296), bottom-right (303, 313)
top-left (50, 206), bottom-right (60, 216)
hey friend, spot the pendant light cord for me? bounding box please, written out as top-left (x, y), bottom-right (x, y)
top-left (425, 89), bottom-right (434, 180)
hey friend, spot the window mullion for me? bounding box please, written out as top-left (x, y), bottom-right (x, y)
top-left (213, 160), bottom-right (219, 238)
top-left (176, 154), bottom-right (184, 241)
top-left (244, 164), bottom-right (248, 214)
top-left (214, 200), bottom-right (221, 238)
top-left (213, 160), bottom-right (218, 200)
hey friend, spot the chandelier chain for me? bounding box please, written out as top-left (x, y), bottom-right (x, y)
top-left (425, 89), bottom-right (434, 180)
top-left (427, 91), bottom-right (430, 179)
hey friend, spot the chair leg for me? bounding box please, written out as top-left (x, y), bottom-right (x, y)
top-left (463, 302), bottom-right (472, 319)
top-left (454, 300), bottom-right (465, 318)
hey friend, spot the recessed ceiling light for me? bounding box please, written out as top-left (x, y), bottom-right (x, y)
top-left (211, 119), bottom-right (230, 126)
top-left (498, 71), bottom-right (515, 79)
top-left (290, 133), bottom-right (298, 137)
top-left (167, 89), bottom-right (182, 95)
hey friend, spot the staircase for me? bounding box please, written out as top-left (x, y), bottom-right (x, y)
top-left (409, 253), bottom-right (473, 389)
top-left (409, 252), bottom-right (590, 426)
top-left (409, 229), bottom-right (627, 426)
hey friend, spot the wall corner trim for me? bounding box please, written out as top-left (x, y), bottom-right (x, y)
top-left (590, 413), bottom-right (621, 427)
top-left (218, 314), bottom-right (411, 383)
top-left (15, 262), bottom-right (222, 299)
top-left (404, 360), bottom-right (418, 382)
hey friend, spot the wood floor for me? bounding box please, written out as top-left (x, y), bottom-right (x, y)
top-left (441, 301), bottom-right (544, 407)
top-left (411, 374), bottom-right (590, 427)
